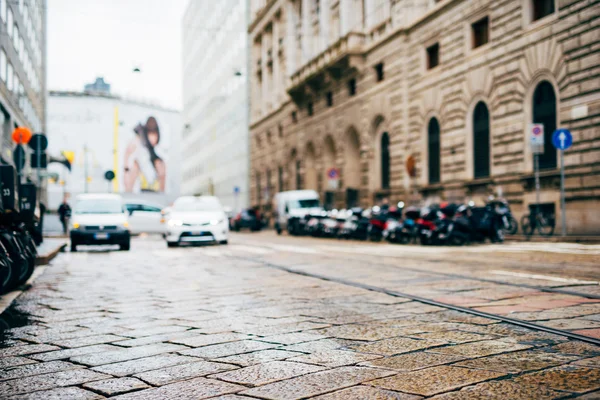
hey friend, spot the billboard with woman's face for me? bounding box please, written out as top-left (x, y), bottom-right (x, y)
top-left (122, 116), bottom-right (167, 193)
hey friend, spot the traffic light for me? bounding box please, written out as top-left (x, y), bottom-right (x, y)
top-left (29, 133), bottom-right (48, 169)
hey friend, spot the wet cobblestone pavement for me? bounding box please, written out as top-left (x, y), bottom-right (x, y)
top-left (0, 235), bottom-right (599, 399)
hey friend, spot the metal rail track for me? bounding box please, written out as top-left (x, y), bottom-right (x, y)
top-left (257, 260), bottom-right (600, 347)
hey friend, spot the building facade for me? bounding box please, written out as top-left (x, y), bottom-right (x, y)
top-left (249, 0), bottom-right (600, 234)
top-left (0, 0), bottom-right (46, 164)
top-left (46, 90), bottom-right (182, 210)
top-left (181, 0), bottom-right (250, 212)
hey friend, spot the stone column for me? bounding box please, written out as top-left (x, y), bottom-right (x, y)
top-left (261, 33), bottom-right (268, 115)
top-left (339, 0), bottom-right (350, 36)
top-left (285, 0), bottom-right (297, 77)
top-left (319, 0), bottom-right (330, 51)
top-left (273, 19), bottom-right (280, 106)
top-left (301, 0), bottom-right (311, 63)
top-left (364, 0), bottom-right (374, 28)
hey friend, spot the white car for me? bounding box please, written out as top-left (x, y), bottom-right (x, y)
top-left (165, 196), bottom-right (229, 247)
top-left (124, 201), bottom-right (166, 234)
top-left (69, 194), bottom-right (131, 252)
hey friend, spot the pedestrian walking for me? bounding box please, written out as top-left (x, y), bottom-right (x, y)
top-left (58, 199), bottom-right (72, 235)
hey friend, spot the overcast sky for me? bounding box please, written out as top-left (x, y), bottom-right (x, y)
top-left (47, 0), bottom-right (188, 110)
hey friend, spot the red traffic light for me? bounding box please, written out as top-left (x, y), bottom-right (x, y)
top-left (11, 127), bottom-right (32, 144)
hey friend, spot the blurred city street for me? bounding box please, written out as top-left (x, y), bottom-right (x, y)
top-left (0, 234), bottom-right (598, 398)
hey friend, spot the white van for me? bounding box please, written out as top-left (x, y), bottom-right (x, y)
top-left (273, 190), bottom-right (323, 235)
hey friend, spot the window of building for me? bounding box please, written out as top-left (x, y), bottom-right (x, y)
top-left (13, 74), bottom-right (19, 94)
top-left (532, 0), bottom-right (555, 22)
top-left (375, 63), bottom-right (384, 82)
top-left (278, 166), bottom-right (284, 192)
top-left (427, 43), bottom-right (439, 70)
top-left (0, 0), bottom-right (6, 23)
top-left (307, 101), bottom-right (313, 116)
top-left (473, 102), bottom-right (490, 179)
top-left (256, 174), bottom-right (261, 204)
top-left (326, 91), bottom-right (333, 107)
top-left (295, 160), bottom-right (302, 190)
top-left (533, 81), bottom-right (557, 170)
top-left (6, 62), bottom-right (13, 91)
top-left (13, 25), bottom-right (19, 52)
top-left (381, 132), bottom-right (390, 189)
top-left (291, 111), bottom-right (297, 123)
top-left (348, 78), bottom-right (356, 96)
top-left (471, 17), bottom-right (489, 49)
top-left (428, 118), bottom-right (441, 184)
top-left (7, 8), bottom-right (12, 37)
top-left (0, 49), bottom-right (6, 82)
top-left (278, 123), bottom-right (283, 137)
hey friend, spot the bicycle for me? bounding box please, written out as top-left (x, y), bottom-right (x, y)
top-left (520, 211), bottom-right (555, 237)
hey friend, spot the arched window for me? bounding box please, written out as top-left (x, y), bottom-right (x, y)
top-left (428, 118), bottom-right (441, 184)
top-left (473, 102), bottom-right (490, 178)
top-left (381, 132), bottom-right (390, 189)
top-left (533, 81), bottom-right (557, 170)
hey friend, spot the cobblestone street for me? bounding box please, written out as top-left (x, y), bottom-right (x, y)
top-left (0, 234), bottom-right (599, 399)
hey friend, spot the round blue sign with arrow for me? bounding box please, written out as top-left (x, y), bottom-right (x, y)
top-left (552, 129), bottom-right (572, 151)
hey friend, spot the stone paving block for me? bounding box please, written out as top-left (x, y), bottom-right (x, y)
top-left (455, 350), bottom-right (580, 373)
top-left (28, 344), bottom-right (119, 362)
top-left (288, 349), bottom-right (382, 368)
top-left (5, 386), bottom-right (105, 400)
top-left (240, 321), bottom-right (331, 336)
top-left (285, 338), bottom-right (360, 353)
top-left (0, 360), bottom-right (83, 381)
top-left (215, 349), bottom-right (304, 366)
top-left (179, 340), bottom-right (276, 359)
top-left (350, 337), bottom-right (447, 356)
top-left (0, 356), bottom-right (38, 369)
top-left (542, 318), bottom-right (600, 330)
top-left (90, 350), bottom-right (191, 374)
top-left (0, 344), bottom-right (60, 357)
top-left (313, 385), bottom-right (423, 399)
top-left (111, 377), bottom-right (245, 400)
top-left (135, 360), bottom-right (236, 385)
top-left (361, 351), bottom-right (469, 371)
top-left (170, 332), bottom-right (249, 348)
top-left (110, 330), bottom-right (202, 347)
top-left (70, 343), bottom-right (186, 366)
top-left (551, 342), bottom-right (600, 356)
top-left (513, 365), bottom-right (600, 393)
top-left (411, 330), bottom-right (495, 344)
top-left (119, 325), bottom-right (190, 338)
top-left (211, 360), bottom-right (325, 386)
top-left (429, 380), bottom-right (565, 399)
top-left (572, 356), bottom-right (600, 368)
top-left (241, 366), bottom-right (395, 399)
top-left (573, 328), bottom-right (600, 339)
top-left (429, 340), bottom-right (532, 357)
top-left (318, 324), bottom-right (413, 341)
top-left (49, 334), bottom-right (127, 348)
top-left (260, 331), bottom-right (329, 345)
top-left (0, 368), bottom-right (111, 397)
top-left (367, 365), bottom-right (505, 396)
top-left (83, 377), bottom-right (150, 396)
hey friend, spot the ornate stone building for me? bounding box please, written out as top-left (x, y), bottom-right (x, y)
top-left (249, 0), bottom-right (600, 234)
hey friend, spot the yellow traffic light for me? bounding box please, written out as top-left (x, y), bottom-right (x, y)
top-left (86, 176), bottom-right (92, 183)
top-left (62, 151), bottom-right (75, 164)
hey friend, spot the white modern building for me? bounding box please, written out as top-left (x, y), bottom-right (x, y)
top-left (181, 0), bottom-right (249, 212)
top-left (46, 89), bottom-right (182, 210)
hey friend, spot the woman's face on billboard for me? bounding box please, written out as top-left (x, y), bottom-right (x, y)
top-left (147, 130), bottom-right (159, 147)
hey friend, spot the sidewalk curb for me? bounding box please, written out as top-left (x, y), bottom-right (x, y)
top-left (35, 242), bottom-right (67, 266)
top-left (0, 266), bottom-right (47, 314)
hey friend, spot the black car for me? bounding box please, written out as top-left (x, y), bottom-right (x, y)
top-left (232, 209), bottom-right (261, 232)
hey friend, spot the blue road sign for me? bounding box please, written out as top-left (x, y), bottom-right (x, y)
top-left (234, 186), bottom-right (240, 194)
top-left (552, 129), bottom-right (573, 151)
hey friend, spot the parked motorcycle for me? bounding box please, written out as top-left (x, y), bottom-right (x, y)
top-left (488, 198), bottom-right (518, 235)
top-left (338, 208), bottom-right (369, 240)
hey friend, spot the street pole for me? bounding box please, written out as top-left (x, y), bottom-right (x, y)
top-left (560, 150), bottom-right (566, 237)
top-left (84, 144), bottom-right (89, 193)
top-left (113, 106), bottom-right (119, 193)
top-left (36, 133), bottom-right (41, 199)
top-left (534, 153), bottom-right (540, 215)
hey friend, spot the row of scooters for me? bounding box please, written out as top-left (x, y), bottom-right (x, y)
top-left (0, 165), bottom-right (40, 294)
top-left (295, 199), bottom-right (518, 245)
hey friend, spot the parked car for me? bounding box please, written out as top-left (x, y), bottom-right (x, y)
top-left (232, 208), bottom-right (262, 231)
top-left (69, 194), bottom-right (131, 252)
top-left (124, 201), bottom-right (166, 234)
top-left (165, 196), bottom-right (229, 247)
top-left (273, 190), bottom-right (323, 235)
